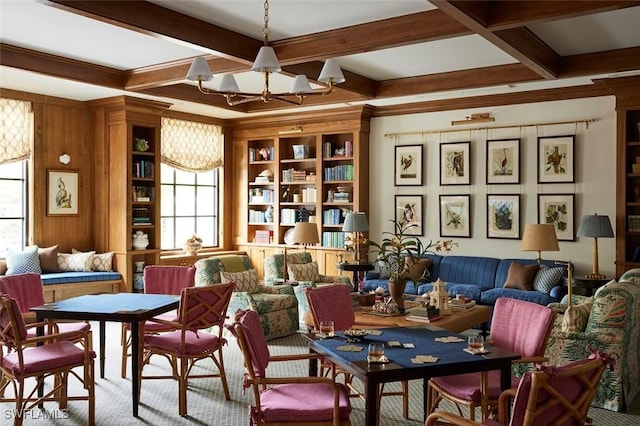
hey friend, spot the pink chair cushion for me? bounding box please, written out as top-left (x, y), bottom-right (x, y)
top-left (26, 321), bottom-right (92, 339)
top-left (306, 284), bottom-right (355, 331)
top-left (237, 309), bottom-right (271, 377)
top-left (144, 331), bottom-right (223, 356)
top-left (431, 371), bottom-right (521, 403)
top-left (2, 340), bottom-right (95, 377)
top-left (490, 298), bottom-right (555, 357)
top-left (143, 266), bottom-right (195, 295)
top-left (258, 382), bottom-right (351, 422)
top-left (0, 273), bottom-right (45, 313)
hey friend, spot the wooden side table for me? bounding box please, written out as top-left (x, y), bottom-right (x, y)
top-left (337, 262), bottom-right (374, 291)
top-left (564, 276), bottom-right (610, 296)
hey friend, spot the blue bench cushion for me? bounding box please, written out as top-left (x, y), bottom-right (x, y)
top-left (41, 272), bottom-right (122, 286)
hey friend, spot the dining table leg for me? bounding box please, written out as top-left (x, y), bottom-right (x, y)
top-left (364, 379), bottom-right (379, 426)
top-left (131, 320), bottom-right (141, 416)
top-left (99, 320), bottom-right (106, 378)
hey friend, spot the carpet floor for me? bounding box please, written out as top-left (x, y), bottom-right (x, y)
top-left (2, 321), bottom-right (639, 425)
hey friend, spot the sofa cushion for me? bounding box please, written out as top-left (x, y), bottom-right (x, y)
top-left (57, 251), bottom-right (95, 272)
top-left (480, 287), bottom-right (557, 306)
top-left (405, 257), bottom-right (432, 281)
top-left (6, 246), bottom-right (42, 275)
top-left (503, 262), bottom-right (539, 290)
top-left (376, 257), bottom-right (399, 280)
top-left (38, 245), bottom-right (59, 273)
top-left (72, 249), bottom-right (114, 272)
top-left (287, 261), bottom-right (321, 283)
top-left (561, 299), bottom-right (593, 332)
top-left (222, 268), bottom-right (260, 294)
top-left (438, 256), bottom-right (499, 290)
top-left (533, 265), bottom-right (565, 294)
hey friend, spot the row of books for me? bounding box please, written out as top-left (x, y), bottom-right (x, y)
top-left (629, 215), bottom-right (640, 232)
top-left (322, 141), bottom-right (353, 158)
top-left (249, 209), bottom-right (272, 223)
top-left (133, 160), bottom-right (154, 179)
top-left (254, 230), bottom-right (273, 244)
top-left (322, 231), bottom-right (346, 248)
top-left (323, 164), bottom-right (353, 181)
top-left (323, 208), bottom-right (348, 225)
top-left (282, 168), bottom-right (316, 183)
top-left (249, 188), bottom-right (275, 203)
top-left (132, 185), bottom-right (155, 202)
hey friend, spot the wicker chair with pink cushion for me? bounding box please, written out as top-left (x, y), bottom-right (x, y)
top-left (0, 272), bottom-right (90, 340)
top-left (228, 308), bottom-right (352, 426)
top-left (426, 350), bottom-right (614, 426)
top-left (120, 265), bottom-right (195, 378)
top-left (427, 297), bottom-right (556, 421)
top-left (139, 283), bottom-right (234, 417)
top-left (0, 293), bottom-right (96, 426)
top-left (305, 284), bottom-right (409, 421)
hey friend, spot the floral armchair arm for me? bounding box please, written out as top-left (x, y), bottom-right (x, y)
top-left (319, 274), bottom-right (352, 289)
top-left (258, 284), bottom-right (295, 296)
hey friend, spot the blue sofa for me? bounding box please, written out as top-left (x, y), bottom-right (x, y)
top-left (362, 254), bottom-right (568, 306)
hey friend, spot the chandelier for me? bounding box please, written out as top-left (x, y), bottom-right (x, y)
top-left (185, 0), bottom-right (345, 106)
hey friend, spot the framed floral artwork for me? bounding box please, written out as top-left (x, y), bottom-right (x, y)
top-left (394, 144), bottom-right (423, 186)
top-left (486, 138), bottom-right (520, 184)
top-left (439, 194), bottom-right (471, 237)
top-left (440, 141), bottom-right (470, 185)
top-left (395, 195), bottom-right (423, 236)
top-left (538, 193), bottom-right (575, 241)
top-left (538, 135), bottom-right (575, 183)
top-left (47, 170), bottom-right (79, 216)
top-left (486, 194), bottom-right (520, 239)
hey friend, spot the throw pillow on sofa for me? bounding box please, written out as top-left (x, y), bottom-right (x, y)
top-left (5, 246), bottom-right (42, 275)
top-left (72, 249), bottom-right (114, 271)
top-left (561, 299), bottom-right (593, 332)
top-left (503, 262), bottom-right (539, 291)
top-left (376, 257), bottom-right (398, 280)
top-left (287, 261), bottom-right (321, 283)
top-left (38, 245), bottom-right (59, 273)
top-left (533, 264), bottom-right (564, 294)
top-left (58, 251), bottom-right (95, 272)
top-left (404, 257), bottom-right (433, 281)
top-left (221, 268), bottom-right (260, 293)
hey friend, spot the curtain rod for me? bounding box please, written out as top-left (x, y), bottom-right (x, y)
top-left (384, 118), bottom-right (596, 138)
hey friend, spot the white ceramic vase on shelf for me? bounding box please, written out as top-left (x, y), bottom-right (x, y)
top-left (132, 231), bottom-right (149, 250)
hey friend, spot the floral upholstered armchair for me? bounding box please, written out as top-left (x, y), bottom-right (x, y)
top-left (545, 271), bottom-right (640, 411)
top-left (194, 254), bottom-right (298, 340)
top-left (263, 252), bottom-right (352, 328)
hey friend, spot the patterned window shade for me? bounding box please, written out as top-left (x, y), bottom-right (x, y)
top-left (0, 98), bottom-right (33, 165)
top-left (161, 117), bottom-right (223, 172)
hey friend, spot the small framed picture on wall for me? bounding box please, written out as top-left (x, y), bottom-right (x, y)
top-left (440, 141), bottom-right (470, 185)
top-left (538, 193), bottom-right (575, 241)
top-left (440, 194), bottom-right (471, 237)
top-left (486, 138), bottom-right (520, 184)
top-left (395, 195), bottom-right (423, 236)
top-left (47, 170), bottom-right (79, 216)
top-left (537, 135), bottom-right (575, 183)
top-left (394, 144), bottom-right (423, 186)
top-left (486, 194), bottom-right (520, 239)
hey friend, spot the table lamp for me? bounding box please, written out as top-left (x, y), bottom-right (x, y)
top-left (521, 224), bottom-right (559, 263)
top-left (576, 213), bottom-right (614, 279)
top-left (292, 221), bottom-right (319, 249)
top-left (342, 212), bottom-right (369, 263)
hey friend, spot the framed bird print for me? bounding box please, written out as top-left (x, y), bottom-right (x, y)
top-left (538, 135), bottom-right (575, 183)
top-left (440, 141), bottom-right (470, 185)
top-left (395, 195), bottom-right (423, 236)
top-left (394, 144), bottom-right (423, 186)
top-left (486, 138), bottom-right (520, 184)
top-left (47, 170), bottom-right (79, 216)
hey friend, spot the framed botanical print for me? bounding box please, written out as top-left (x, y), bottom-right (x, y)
top-left (394, 144), bottom-right (423, 186)
top-left (486, 138), bottom-right (520, 184)
top-left (439, 194), bottom-right (471, 237)
top-left (538, 193), bottom-right (575, 241)
top-left (538, 135), bottom-right (575, 183)
top-left (440, 141), bottom-right (470, 185)
top-left (486, 194), bottom-right (520, 239)
top-left (47, 170), bottom-right (79, 216)
top-left (395, 195), bottom-right (423, 236)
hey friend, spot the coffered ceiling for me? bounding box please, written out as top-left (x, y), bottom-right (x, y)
top-left (1, 0), bottom-right (640, 119)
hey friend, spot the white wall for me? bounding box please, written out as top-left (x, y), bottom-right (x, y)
top-left (369, 96), bottom-right (617, 278)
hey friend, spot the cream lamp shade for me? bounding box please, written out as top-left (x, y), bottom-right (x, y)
top-left (576, 213), bottom-right (614, 279)
top-left (521, 224), bottom-right (559, 263)
top-left (292, 222), bottom-right (319, 246)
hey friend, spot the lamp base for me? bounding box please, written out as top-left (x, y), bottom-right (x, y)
top-left (585, 273), bottom-right (606, 280)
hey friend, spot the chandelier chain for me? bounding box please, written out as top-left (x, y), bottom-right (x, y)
top-left (263, 0), bottom-right (270, 45)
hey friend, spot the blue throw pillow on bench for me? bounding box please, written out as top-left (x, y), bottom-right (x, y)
top-left (6, 246), bottom-right (42, 275)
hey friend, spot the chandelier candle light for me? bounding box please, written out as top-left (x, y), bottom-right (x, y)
top-left (576, 213), bottom-right (614, 279)
top-left (185, 0), bottom-right (345, 106)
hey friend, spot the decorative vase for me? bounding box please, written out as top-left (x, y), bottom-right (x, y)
top-left (388, 279), bottom-right (405, 313)
top-left (184, 242), bottom-right (202, 255)
top-left (132, 231), bottom-right (149, 250)
top-left (264, 205), bottom-right (274, 223)
top-left (134, 261), bottom-right (145, 273)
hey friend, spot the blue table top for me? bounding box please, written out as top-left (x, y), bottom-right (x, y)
top-left (313, 327), bottom-right (485, 369)
top-left (36, 293), bottom-right (178, 314)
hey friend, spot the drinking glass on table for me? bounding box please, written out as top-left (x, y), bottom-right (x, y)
top-left (319, 321), bottom-right (334, 337)
top-left (468, 335), bottom-right (484, 352)
top-left (368, 343), bottom-right (385, 360)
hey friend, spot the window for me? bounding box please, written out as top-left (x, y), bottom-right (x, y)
top-left (0, 161), bottom-right (27, 251)
top-left (160, 165), bottom-right (218, 249)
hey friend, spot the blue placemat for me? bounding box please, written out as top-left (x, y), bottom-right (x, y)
top-left (48, 293), bottom-right (177, 314)
top-left (314, 328), bottom-right (478, 368)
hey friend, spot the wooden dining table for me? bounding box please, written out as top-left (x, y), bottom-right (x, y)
top-left (31, 292), bottom-right (179, 417)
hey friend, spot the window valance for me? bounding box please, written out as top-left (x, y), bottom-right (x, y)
top-left (161, 117), bottom-right (223, 172)
top-left (0, 98), bottom-right (33, 165)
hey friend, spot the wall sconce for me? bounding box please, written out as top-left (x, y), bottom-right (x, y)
top-left (59, 153), bottom-right (71, 164)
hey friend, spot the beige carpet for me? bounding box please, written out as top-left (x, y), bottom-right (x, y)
top-left (2, 320), bottom-right (639, 425)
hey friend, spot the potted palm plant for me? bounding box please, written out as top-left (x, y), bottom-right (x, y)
top-left (366, 219), bottom-right (456, 312)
